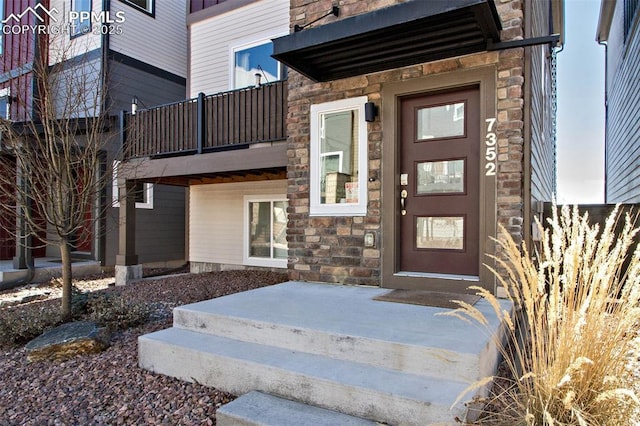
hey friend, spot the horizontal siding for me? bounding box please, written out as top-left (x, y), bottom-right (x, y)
top-left (53, 56), bottom-right (103, 119)
top-left (48, 0), bottom-right (102, 65)
top-left (605, 6), bottom-right (640, 202)
top-left (528, 0), bottom-right (555, 203)
top-left (189, 0), bottom-right (289, 96)
top-left (189, 180), bottom-right (287, 265)
top-left (109, 0), bottom-right (187, 78)
top-left (105, 184), bottom-right (186, 266)
top-left (108, 60), bottom-right (186, 113)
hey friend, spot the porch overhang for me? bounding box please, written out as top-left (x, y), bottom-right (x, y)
top-left (120, 143), bottom-right (288, 186)
top-left (271, 0), bottom-right (502, 82)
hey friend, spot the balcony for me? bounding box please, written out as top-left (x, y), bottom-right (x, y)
top-left (122, 80), bottom-right (288, 160)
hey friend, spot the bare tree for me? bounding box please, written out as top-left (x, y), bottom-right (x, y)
top-left (0, 33), bottom-right (117, 319)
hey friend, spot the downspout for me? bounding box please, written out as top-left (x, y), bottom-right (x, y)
top-left (96, 0), bottom-right (111, 266)
top-left (101, 0), bottom-right (110, 115)
top-left (598, 40), bottom-right (608, 202)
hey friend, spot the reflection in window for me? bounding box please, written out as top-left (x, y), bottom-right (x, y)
top-left (417, 159), bottom-right (465, 194)
top-left (417, 102), bottom-right (465, 139)
top-left (319, 110), bottom-right (358, 204)
top-left (0, 96), bottom-right (9, 120)
top-left (416, 216), bottom-right (464, 250)
top-left (121, 0), bottom-right (154, 13)
top-left (234, 41), bottom-right (280, 89)
top-left (71, 0), bottom-right (92, 36)
top-left (310, 97), bottom-right (367, 216)
top-left (248, 200), bottom-right (288, 261)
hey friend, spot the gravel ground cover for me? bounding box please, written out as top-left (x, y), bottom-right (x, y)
top-left (1, 270), bottom-right (638, 425)
top-left (0, 270), bottom-right (288, 425)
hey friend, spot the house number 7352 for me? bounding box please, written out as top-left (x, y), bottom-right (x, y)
top-left (484, 117), bottom-right (497, 176)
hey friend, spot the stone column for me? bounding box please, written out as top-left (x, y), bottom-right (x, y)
top-left (115, 179), bottom-right (141, 285)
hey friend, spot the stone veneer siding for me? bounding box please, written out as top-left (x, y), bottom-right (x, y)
top-left (286, 0), bottom-right (526, 287)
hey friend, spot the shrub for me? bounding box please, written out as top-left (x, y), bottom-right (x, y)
top-left (84, 292), bottom-right (151, 331)
top-left (0, 303), bottom-right (63, 347)
top-left (448, 205), bottom-right (640, 425)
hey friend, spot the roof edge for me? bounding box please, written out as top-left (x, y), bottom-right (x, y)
top-left (552, 0), bottom-right (566, 47)
top-left (596, 0), bottom-right (616, 42)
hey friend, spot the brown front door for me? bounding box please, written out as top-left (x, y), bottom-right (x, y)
top-left (399, 87), bottom-right (480, 277)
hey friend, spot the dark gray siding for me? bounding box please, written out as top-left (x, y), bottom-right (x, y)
top-left (104, 184), bottom-right (186, 266)
top-left (527, 0), bottom-right (556, 205)
top-left (605, 19), bottom-right (640, 202)
top-left (107, 59), bottom-right (186, 113)
top-left (103, 57), bottom-right (187, 266)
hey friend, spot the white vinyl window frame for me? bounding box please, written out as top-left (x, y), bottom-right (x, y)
top-left (310, 96), bottom-right (368, 216)
top-left (228, 31), bottom-right (286, 90)
top-left (243, 195), bottom-right (288, 268)
top-left (111, 161), bottom-right (154, 209)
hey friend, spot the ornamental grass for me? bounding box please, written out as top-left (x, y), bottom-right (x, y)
top-left (448, 205), bottom-right (640, 425)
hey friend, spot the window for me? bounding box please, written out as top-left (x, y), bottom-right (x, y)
top-left (119, 0), bottom-right (154, 15)
top-left (244, 196), bottom-right (288, 268)
top-left (71, 0), bottom-right (92, 37)
top-left (232, 40), bottom-right (280, 89)
top-left (310, 97), bottom-right (368, 216)
top-left (0, 88), bottom-right (10, 120)
top-left (111, 161), bottom-right (154, 209)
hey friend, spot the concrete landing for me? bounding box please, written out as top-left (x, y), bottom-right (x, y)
top-left (139, 281), bottom-right (510, 425)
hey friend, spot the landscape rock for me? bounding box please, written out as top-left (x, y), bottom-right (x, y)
top-left (25, 321), bottom-right (110, 362)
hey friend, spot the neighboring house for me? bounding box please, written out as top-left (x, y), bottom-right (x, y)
top-left (117, 0), bottom-right (563, 296)
top-left (597, 0), bottom-right (640, 202)
top-left (0, 0), bottom-right (49, 264)
top-left (0, 0), bottom-right (188, 271)
top-left (117, 0), bottom-right (289, 282)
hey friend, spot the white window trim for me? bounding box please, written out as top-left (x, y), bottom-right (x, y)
top-left (228, 31), bottom-right (287, 90)
top-left (111, 161), bottom-right (154, 209)
top-left (310, 96), bottom-right (368, 216)
top-left (243, 195), bottom-right (287, 268)
top-left (0, 87), bottom-right (10, 120)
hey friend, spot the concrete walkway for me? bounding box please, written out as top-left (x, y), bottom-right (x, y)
top-left (140, 281), bottom-right (511, 425)
top-left (0, 257), bottom-right (101, 289)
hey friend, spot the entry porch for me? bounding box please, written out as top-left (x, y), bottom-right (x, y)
top-left (139, 280), bottom-right (509, 425)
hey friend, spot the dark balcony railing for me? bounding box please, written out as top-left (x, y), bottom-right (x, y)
top-left (123, 80), bottom-right (288, 159)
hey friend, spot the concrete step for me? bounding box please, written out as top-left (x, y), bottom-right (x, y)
top-left (216, 391), bottom-right (378, 426)
top-left (139, 327), bottom-right (470, 425)
top-left (171, 281), bottom-right (504, 382)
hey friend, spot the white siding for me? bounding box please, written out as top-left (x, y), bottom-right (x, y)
top-left (52, 56), bottom-right (103, 119)
top-left (189, 180), bottom-right (287, 266)
top-left (109, 0), bottom-right (187, 78)
top-left (189, 0), bottom-right (289, 97)
top-left (48, 0), bottom-right (103, 65)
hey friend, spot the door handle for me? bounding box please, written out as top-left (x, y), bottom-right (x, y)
top-left (400, 189), bottom-right (408, 216)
